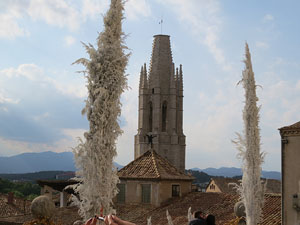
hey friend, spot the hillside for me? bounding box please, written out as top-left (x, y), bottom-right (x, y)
top-left (0, 151), bottom-right (123, 173)
top-left (190, 167), bottom-right (281, 180)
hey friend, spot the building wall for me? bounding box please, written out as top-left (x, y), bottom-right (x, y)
top-left (205, 180), bottom-right (221, 193)
top-left (119, 180), bottom-right (160, 206)
top-left (281, 134), bottom-right (300, 225)
top-left (159, 180), bottom-right (191, 204)
top-left (118, 179), bottom-right (191, 207)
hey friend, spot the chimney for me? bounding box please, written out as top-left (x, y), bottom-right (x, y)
top-left (7, 192), bottom-right (14, 204)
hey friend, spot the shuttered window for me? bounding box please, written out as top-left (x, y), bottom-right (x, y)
top-left (172, 184), bottom-right (180, 197)
top-left (141, 184), bottom-right (151, 203)
top-left (117, 183), bottom-right (126, 203)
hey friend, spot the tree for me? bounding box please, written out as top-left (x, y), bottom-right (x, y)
top-left (233, 43), bottom-right (265, 225)
top-left (72, 0), bottom-right (129, 220)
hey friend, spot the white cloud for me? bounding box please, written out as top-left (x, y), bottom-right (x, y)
top-left (1, 63), bottom-right (43, 81)
top-left (0, 128), bottom-right (86, 156)
top-left (263, 14), bottom-right (274, 22)
top-left (28, 0), bottom-right (81, 31)
top-left (125, 0), bottom-right (151, 20)
top-left (115, 67), bottom-right (140, 165)
top-left (81, 0), bottom-right (109, 20)
top-left (53, 128), bottom-right (86, 152)
top-left (256, 41), bottom-right (269, 49)
top-left (64, 35), bottom-right (76, 46)
top-left (0, 0), bottom-right (151, 39)
top-left (0, 91), bottom-right (19, 104)
top-left (0, 64), bottom-right (86, 99)
top-left (157, 0), bottom-right (230, 71)
top-left (0, 13), bottom-right (29, 39)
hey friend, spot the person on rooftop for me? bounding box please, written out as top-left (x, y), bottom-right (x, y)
top-left (188, 210), bottom-right (207, 225)
top-left (206, 214), bottom-right (215, 225)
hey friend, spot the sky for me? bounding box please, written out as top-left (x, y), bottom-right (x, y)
top-left (0, 0), bottom-right (299, 172)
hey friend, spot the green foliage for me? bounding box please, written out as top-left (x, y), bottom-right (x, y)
top-left (0, 178), bottom-right (40, 199)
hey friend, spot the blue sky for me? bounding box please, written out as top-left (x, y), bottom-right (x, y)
top-left (0, 0), bottom-right (299, 172)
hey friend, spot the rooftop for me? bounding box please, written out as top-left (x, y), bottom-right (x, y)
top-left (208, 177), bottom-right (281, 194)
top-left (118, 150), bottom-right (193, 180)
top-left (279, 121), bottom-right (300, 131)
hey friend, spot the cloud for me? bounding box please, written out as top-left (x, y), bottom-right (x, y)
top-left (0, 63), bottom-right (88, 146)
top-left (64, 35), bottom-right (76, 46)
top-left (256, 41), bottom-right (269, 49)
top-left (0, 13), bottom-right (29, 39)
top-left (115, 67), bottom-right (139, 165)
top-left (157, 0), bottom-right (230, 71)
top-left (0, 91), bottom-right (19, 104)
top-left (28, 0), bottom-right (81, 31)
top-left (0, 64), bottom-right (86, 99)
top-left (0, 0), bottom-right (151, 39)
top-left (263, 14), bottom-right (274, 22)
top-left (81, 0), bottom-right (109, 20)
top-left (125, 0), bottom-right (151, 20)
top-left (0, 128), bottom-right (86, 156)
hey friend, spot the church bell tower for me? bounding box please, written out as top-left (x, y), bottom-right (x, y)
top-left (134, 35), bottom-right (186, 171)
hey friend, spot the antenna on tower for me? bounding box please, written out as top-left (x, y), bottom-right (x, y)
top-left (159, 15), bottom-right (163, 34)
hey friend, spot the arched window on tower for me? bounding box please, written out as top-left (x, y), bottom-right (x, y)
top-left (162, 101), bottom-right (167, 132)
top-left (149, 102), bottom-right (153, 132)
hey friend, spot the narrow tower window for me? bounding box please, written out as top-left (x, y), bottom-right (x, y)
top-left (162, 101), bottom-right (167, 132)
top-left (149, 102), bottom-right (153, 132)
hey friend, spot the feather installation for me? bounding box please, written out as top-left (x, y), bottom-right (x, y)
top-left (71, 0), bottom-right (130, 220)
top-left (232, 43), bottom-right (265, 225)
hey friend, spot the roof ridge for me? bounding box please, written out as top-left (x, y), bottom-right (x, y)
top-left (150, 150), bottom-right (161, 178)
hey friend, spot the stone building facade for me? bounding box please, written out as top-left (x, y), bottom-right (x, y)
top-left (134, 35), bottom-right (186, 171)
top-left (279, 121), bottom-right (300, 225)
top-left (117, 150), bottom-right (193, 206)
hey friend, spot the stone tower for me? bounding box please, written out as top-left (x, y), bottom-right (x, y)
top-left (134, 35), bottom-right (186, 171)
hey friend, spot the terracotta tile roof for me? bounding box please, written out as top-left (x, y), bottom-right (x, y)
top-left (208, 178), bottom-right (281, 194)
top-left (116, 192), bottom-right (281, 225)
top-left (117, 150), bottom-right (194, 180)
top-left (260, 194), bottom-right (281, 225)
top-left (0, 194), bottom-right (31, 218)
top-left (279, 121), bottom-right (300, 130)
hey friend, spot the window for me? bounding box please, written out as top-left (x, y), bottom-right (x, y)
top-left (117, 183), bottom-right (126, 203)
top-left (141, 184), bottom-right (151, 203)
top-left (162, 101), bottom-right (167, 132)
top-left (149, 102), bottom-right (153, 132)
top-left (210, 184), bottom-right (215, 190)
top-left (172, 184), bottom-right (180, 197)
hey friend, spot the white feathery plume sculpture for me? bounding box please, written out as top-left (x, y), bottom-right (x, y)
top-left (166, 210), bottom-right (174, 225)
top-left (71, 0), bottom-right (129, 220)
top-left (187, 207), bottom-right (193, 222)
top-left (233, 43), bottom-right (265, 225)
top-left (147, 216), bottom-right (152, 225)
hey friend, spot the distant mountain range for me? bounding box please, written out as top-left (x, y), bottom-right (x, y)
top-left (0, 151), bottom-right (123, 173)
top-left (190, 167), bottom-right (281, 180)
top-left (0, 151), bottom-right (280, 180)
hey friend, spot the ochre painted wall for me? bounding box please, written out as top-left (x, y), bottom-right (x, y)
top-left (205, 180), bottom-right (221, 193)
top-left (118, 179), bottom-right (191, 206)
top-left (282, 135), bottom-right (300, 225)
